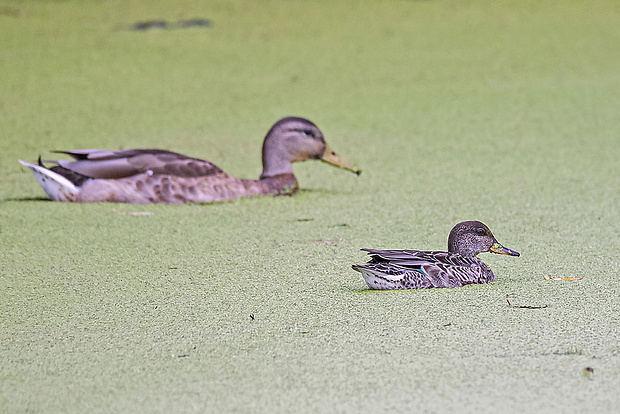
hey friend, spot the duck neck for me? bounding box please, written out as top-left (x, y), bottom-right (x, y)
top-left (448, 241), bottom-right (478, 258)
top-left (458, 249), bottom-right (478, 258)
top-left (260, 133), bottom-right (297, 178)
top-left (261, 149), bottom-right (294, 178)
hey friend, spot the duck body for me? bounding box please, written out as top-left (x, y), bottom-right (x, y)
top-left (24, 149), bottom-right (299, 204)
top-left (353, 249), bottom-right (495, 290)
top-left (352, 221), bottom-right (520, 290)
top-left (76, 172), bottom-right (298, 204)
top-left (19, 117), bottom-right (359, 204)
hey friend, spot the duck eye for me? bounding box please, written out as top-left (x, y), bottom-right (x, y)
top-left (303, 129), bottom-right (313, 137)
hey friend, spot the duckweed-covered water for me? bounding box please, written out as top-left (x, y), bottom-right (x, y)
top-left (1, 1), bottom-right (619, 412)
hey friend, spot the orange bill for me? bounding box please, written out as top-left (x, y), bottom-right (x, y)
top-left (489, 241), bottom-right (520, 256)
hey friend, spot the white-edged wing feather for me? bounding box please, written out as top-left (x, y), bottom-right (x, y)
top-left (19, 160), bottom-right (78, 201)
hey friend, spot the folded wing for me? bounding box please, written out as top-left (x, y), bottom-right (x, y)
top-left (361, 248), bottom-right (478, 268)
top-left (357, 248), bottom-right (491, 288)
top-left (53, 149), bottom-right (224, 179)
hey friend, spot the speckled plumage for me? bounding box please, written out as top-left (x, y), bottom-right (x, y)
top-left (19, 117), bottom-right (360, 204)
top-left (352, 221), bottom-right (520, 290)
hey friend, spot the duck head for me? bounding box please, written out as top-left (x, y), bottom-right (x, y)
top-left (448, 220), bottom-right (520, 258)
top-left (260, 117), bottom-right (361, 179)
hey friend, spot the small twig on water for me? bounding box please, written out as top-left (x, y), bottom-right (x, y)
top-left (545, 274), bottom-right (583, 281)
top-left (506, 294), bottom-right (548, 309)
top-left (516, 304), bottom-right (548, 309)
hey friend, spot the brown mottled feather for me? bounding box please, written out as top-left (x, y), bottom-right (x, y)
top-left (353, 250), bottom-right (494, 289)
top-left (353, 221), bottom-right (519, 290)
top-left (77, 172), bottom-right (298, 204)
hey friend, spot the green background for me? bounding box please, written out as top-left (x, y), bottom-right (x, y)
top-left (1, 1), bottom-right (619, 412)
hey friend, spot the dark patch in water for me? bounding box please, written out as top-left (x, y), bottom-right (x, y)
top-left (0, 6), bottom-right (20, 17)
top-left (128, 19), bottom-right (212, 32)
top-left (131, 20), bottom-right (168, 31)
top-left (178, 18), bottom-right (212, 29)
top-left (4, 197), bottom-right (51, 202)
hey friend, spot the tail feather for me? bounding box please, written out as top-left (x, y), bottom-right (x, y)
top-left (19, 160), bottom-right (79, 202)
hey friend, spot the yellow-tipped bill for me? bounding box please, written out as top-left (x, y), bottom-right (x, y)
top-left (490, 241), bottom-right (520, 256)
top-left (320, 144), bottom-right (361, 176)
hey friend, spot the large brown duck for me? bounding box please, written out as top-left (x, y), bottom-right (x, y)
top-left (19, 117), bottom-right (360, 204)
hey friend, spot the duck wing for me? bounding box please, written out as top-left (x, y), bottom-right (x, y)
top-left (359, 248), bottom-right (492, 287)
top-left (361, 248), bottom-right (477, 267)
top-left (53, 149), bottom-right (224, 179)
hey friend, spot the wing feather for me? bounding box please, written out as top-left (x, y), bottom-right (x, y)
top-left (51, 149), bottom-right (224, 179)
top-left (357, 248), bottom-right (493, 288)
top-left (362, 249), bottom-right (478, 268)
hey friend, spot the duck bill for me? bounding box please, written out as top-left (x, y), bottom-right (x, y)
top-left (320, 144), bottom-right (362, 176)
top-left (489, 241), bottom-right (520, 257)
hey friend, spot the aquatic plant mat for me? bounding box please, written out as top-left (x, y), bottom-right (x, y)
top-left (1, 1), bottom-right (619, 412)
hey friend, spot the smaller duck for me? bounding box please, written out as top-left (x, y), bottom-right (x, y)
top-left (19, 117), bottom-right (360, 204)
top-left (352, 221), bottom-right (519, 290)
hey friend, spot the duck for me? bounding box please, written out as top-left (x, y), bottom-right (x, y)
top-left (18, 117), bottom-right (361, 204)
top-left (352, 221), bottom-right (519, 290)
